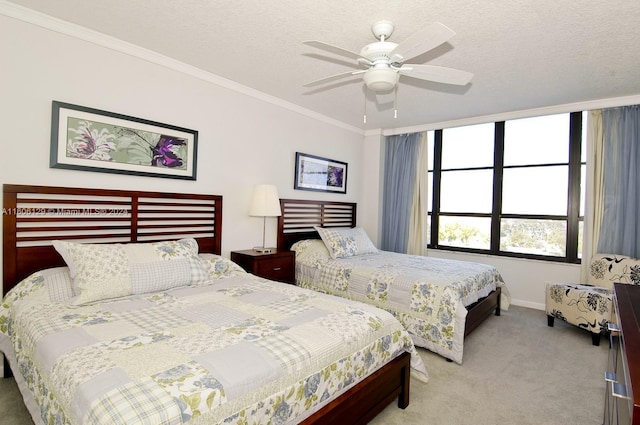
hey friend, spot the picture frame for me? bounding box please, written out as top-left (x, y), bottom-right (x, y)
top-left (50, 101), bottom-right (198, 180)
top-left (294, 152), bottom-right (348, 194)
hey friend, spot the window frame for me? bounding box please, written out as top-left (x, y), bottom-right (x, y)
top-left (427, 112), bottom-right (584, 263)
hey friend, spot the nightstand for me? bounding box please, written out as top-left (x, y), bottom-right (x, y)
top-left (230, 249), bottom-right (295, 284)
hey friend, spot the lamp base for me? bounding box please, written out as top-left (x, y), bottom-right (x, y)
top-left (253, 246), bottom-right (273, 253)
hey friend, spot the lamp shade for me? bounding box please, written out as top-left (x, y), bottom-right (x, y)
top-left (249, 184), bottom-right (281, 217)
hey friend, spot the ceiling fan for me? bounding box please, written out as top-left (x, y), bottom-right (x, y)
top-left (303, 20), bottom-right (473, 92)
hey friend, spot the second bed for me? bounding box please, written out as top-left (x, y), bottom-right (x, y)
top-left (278, 199), bottom-right (510, 364)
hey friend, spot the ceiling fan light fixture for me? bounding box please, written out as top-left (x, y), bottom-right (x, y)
top-left (363, 68), bottom-right (399, 92)
top-left (303, 20), bottom-right (473, 103)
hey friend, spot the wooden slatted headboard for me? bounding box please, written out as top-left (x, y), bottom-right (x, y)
top-left (277, 199), bottom-right (357, 250)
top-left (2, 184), bottom-right (222, 295)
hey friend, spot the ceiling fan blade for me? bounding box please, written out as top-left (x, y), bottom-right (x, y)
top-left (303, 70), bottom-right (366, 87)
top-left (390, 22), bottom-right (456, 62)
top-left (303, 40), bottom-right (367, 61)
top-left (399, 64), bottom-right (473, 85)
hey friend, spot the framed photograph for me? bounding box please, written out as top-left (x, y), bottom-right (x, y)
top-left (50, 101), bottom-right (198, 180)
top-left (294, 152), bottom-right (348, 194)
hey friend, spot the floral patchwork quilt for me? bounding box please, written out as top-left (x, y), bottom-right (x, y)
top-left (293, 240), bottom-right (510, 364)
top-left (0, 265), bottom-right (427, 425)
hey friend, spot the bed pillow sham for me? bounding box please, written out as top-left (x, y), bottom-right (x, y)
top-left (314, 226), bottom-right (378, 259)
top-left (291, 239), bottom-right (330, 257)
top-left (199, 253), bottom-right (248, 278)
top-left (38, 266), bottom-right (75, 303)
top-left (53, 238), bottom-right (208, 305)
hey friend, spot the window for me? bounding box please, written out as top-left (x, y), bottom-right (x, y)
top-left (427, 112), bottom-right (585, 263)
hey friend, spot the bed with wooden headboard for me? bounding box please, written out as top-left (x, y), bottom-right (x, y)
top-left (2, 184), bottom-right (223, 295)
top-left (278, 198), bottom-right (505, 363)
top-left (2, 184), bottom-right (424, 425)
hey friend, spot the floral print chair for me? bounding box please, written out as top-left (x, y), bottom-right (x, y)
top-left (545, 253), bottom-right (640, 346)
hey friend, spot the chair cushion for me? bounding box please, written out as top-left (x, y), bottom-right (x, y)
top-left (545, 283), bottom-right (613, 334)
top-left (588, 253), bottom-right (640, 289)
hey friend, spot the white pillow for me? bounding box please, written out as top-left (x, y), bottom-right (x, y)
top-left (53, 238), bottom-right (208, 305)
top-left (314, 226), bottom-right (378, 259)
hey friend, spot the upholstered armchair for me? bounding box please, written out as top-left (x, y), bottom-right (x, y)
top-left (545, 253), bottom-right (640, 345)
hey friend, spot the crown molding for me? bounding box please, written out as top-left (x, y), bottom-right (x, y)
top-left (381, 94), bottom-right (640, 136)
top-left (5, 1), bottom-right (638, 139)
top-left (0, 1), bottom-right (364, 136)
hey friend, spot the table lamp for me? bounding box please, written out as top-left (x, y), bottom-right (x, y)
top-left (249, 184), bottom-right (281, 253)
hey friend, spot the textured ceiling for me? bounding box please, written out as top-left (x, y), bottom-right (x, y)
top-left (6, 0), bottom-right (640, 131)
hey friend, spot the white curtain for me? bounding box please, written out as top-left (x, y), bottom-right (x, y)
top-left (581, 109), bottom-right (604, 281)
top-left (407, 132), bottom-right (428, 255)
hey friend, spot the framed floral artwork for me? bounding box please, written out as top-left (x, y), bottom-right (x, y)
top-left (50, 101), bottom-right (198, 180)
top-left (294, 152), bottom-right (347, 194)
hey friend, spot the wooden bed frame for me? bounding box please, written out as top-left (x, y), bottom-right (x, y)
top-left (2, 184), bottom-right (412, 425)
top-left (277, 198), bottom-right (501, 341)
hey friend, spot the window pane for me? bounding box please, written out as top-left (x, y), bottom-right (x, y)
top-left (578, 220), bottom-right (583, 259)
top-left (429, 111), bottom-right (584, 262)
top-left (502, 166), bottom-right (568, 215)
top-left (441, 123), bottom-right (494, 169)
top-left (427, 130), bottom-right (435, 171)
top-left (581, 111), bottom-right (587, 163)
top-left (427, 214), bottom-right (431, 244)
top-left (439, 216), bottom-right (490, 250)
top-left (580, 164), bottom-right (586, 217)
top-left (500, 218), bottom-right (566, 256)
top-left (440, 170), bottom-right (493, 213)
top-left (427, 171), bottom-right (433, 212)
top-left (504, 114), bottom-right (570, 166)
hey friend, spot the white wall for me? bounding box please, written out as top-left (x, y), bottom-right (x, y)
top-left (3, 7), bottom-right (630, 312)
top-left (360, 132), bottom-right (385, 242)
top-left (0, 13), bottom-right (364, 263)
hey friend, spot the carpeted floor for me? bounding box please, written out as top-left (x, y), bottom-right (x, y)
top-left (371, 305), bottom-right (609, 425)
top-left (0, 373), bottom-right (32, 424)
top-left (0, 305), bottom-right (608, 424)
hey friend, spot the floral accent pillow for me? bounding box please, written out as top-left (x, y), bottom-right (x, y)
top-left (199, 253), bottom-right (247, 279)
top-left (291, 239), bottom-right (331, 267)
top-left (588, 253), bottom-right (640, 289)
top-left (314, 226), bottom-right (378, 259)
top-left (291, 239), bottom-right (330, 258)
top-left (53, 239), bottom-right (208, 305)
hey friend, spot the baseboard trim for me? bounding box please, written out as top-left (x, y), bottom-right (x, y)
top-left (510, 299), bottom-right (545, 311)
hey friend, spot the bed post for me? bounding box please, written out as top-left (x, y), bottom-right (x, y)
top-left (3, 187), bottom-right (18, 297)
top-left (397, 359), bottom-right (411, 409)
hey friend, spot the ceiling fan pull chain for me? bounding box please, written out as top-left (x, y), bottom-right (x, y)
top-left (394, 86), bottom-right (398, 119)
top-left (363, 88), bottom-right (367, 124)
